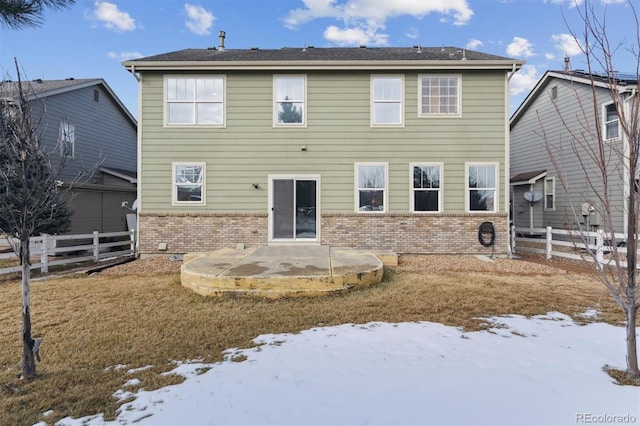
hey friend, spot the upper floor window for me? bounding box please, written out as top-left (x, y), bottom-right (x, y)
top-left (411, 163), bottom-right (442, 212)
top-left (544, 177), bottom-right (555, 211)
top-left (603, 102), bottom-right (620, 141)
top-left (419, 75), bottom-right (461, 117)
top-left (467, 163), bottom-right (498, 212)
top-left (166, 77), bottom-right (224, 126)
top-left (355, 163), bottom-right (387, 212)
top-left (274, 76), bottom-right (305, 126)
top-left (371, 75), bottom-right (403, 126)
top-left (59, 120), bottom-right (75, 158)
top-left (173, 162), bottom-right (205, 205)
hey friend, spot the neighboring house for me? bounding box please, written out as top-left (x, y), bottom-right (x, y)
top-left (0, 78), bottom-right (137, 235)
top-left (510, 67), bottom-right (637, 235)
top-left (123, 33), bottom-right (523, 257)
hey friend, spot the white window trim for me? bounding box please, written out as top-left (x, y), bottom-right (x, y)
top-left (273, 75), bottom-right (307, 128)
top-left (409, 162), bottom-right (443, 213)
top-left (355, 162), bottom-right (388, 213)
top-left (370, 75), bottom-right (404, 127)
top-left (172, 162), bottom-right (206, 206)
top-left (602, 100), bottom-right (621, 141)
top-left (164, 75), bottom-right (226, 128)
top-left (465, 162), bottom-right (499, 213)
top-left (418, 74), bottom-right (462, 118)
top-left (544, 176), bottom-right (555, 211)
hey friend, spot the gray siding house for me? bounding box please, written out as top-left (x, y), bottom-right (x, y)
top-left (123, 36), bottom-right (523, 256)
top-left (0, 78), bottom-right (137, 234)
top-left (510, 69), bottom-right (636, 234)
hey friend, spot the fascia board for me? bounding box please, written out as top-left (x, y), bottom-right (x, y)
top-left (123, 60), bottom-right (524, 72)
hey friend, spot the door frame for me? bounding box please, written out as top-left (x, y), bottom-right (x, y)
top-left (268, 174), bottom-right (321, 244)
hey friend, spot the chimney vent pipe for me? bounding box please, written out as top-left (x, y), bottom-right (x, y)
top-left (219, 30), bottom-right (226, 51)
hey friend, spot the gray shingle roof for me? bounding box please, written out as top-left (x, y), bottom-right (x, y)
top-left (0, 78), bottom-right (100, 98)
top-left (554, 69), bottom-right (638, 85)
top-left (510, 170), bottom-right (547, 184)
top-left (128, 46), bottom-right (517, 63)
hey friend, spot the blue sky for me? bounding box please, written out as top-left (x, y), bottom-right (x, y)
top-left (0, 0), bottom-right (636, 119)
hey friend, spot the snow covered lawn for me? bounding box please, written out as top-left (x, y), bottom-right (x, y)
top-left (53, 313), bottom-right (639, 426)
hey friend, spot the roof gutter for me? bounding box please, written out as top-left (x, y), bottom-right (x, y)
top-left (507, 63), bottom-right (520, 81)
top-left (126, 64), bottom-right (141, 82)
top-left (121, 59), bottom-right (525, 72)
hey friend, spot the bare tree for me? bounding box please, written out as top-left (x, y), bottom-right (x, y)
top-left (540, 0), bottom-right (639, 379)
top-left (0, 61), bottom-right (71, 379)
top-left (0, 0), bottom-right (76, 29)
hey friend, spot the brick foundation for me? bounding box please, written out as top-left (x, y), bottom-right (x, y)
top-left (139, 212), bottom-right (508, 256)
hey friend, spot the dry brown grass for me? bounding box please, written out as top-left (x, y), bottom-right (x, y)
top-left (0, 256), bottom-right (627, 425)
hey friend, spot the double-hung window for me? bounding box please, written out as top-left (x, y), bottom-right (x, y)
top-left (544, 177), bottom-right (555, 211)
top-left (371, 75), bottom-right (403, 126)
top-left (59, 120), bottom-right (75, 158)
top-left (166, 77), bottom-right (224, 126)
top-left (173, 162), bottom-right (205, 205)
top-left (411, 163), bottom-right (442, 212)
top-left (356, 163), bottom-right (387, 212)
top-left (419, 75), bottom-right (461, 117)
top-left (603, 102), bottom-right (620, 141)
top-left (274, 76), bottom-right (305, 126)
top-left (466, 163), bottom-right (498, 212)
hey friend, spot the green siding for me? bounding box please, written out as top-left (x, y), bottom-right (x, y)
top-left (140, 70), bottom-right (507, 214)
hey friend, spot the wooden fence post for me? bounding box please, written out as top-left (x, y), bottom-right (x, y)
top-left (546, 226), bottom-right (553, 260)
top-left (93, 231), bottom-right (100, 262)
top-left (41, 234), bottom-right (49, 274)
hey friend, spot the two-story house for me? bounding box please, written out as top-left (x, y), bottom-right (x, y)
top-left (123, 34), bottom-right (523, 257)
top-left (510, 67), bottom-right (637, 235)
top-left (0, 78), bottom-right (137, 235)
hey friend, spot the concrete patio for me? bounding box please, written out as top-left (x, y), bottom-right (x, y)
top-left (181, 245), bottom-right (389, 298)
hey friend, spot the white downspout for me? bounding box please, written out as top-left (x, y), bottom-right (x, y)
top-left (506, 63), bottom-right (518, 256)
top-left (126, 64), bottom-right (142, 256)
top-left (529, 183), bottom-right (534, 229)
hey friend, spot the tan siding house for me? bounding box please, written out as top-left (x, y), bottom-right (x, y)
top-left (124, 40), bottom-right (523, 256)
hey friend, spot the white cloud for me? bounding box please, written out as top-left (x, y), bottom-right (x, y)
top-left (545, 0), bottom-right (584, 7)
top-left (184, 4), bottom-right (215, 36)
top-left (90, 1), bottom-right (136, 32)
top-left (466, 38), bottom-right (483, 50)
top-left (405, 27), bottom-right (418, 39)
top-left (107, 51), bottom-right (143, 61)
top-left (545, 52), bottom-right (555, 60)
top-left (551, 33), bottom-right (582, 56)
top-left (284, 0), bottom-right (474, 46)
top-left (324, 25), bottom-right (388, 46)
top-left (545, 0), bottom-right (625, 6)
top-left (510, 64), bottom-right (539, 96)
top-left (507, 37), bottom-right (535, 58)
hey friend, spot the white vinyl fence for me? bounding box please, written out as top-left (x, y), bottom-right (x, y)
top-left (511, 225), bottom-right (637, 268)
top-left (0, 230), bottom-right (135, 275)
